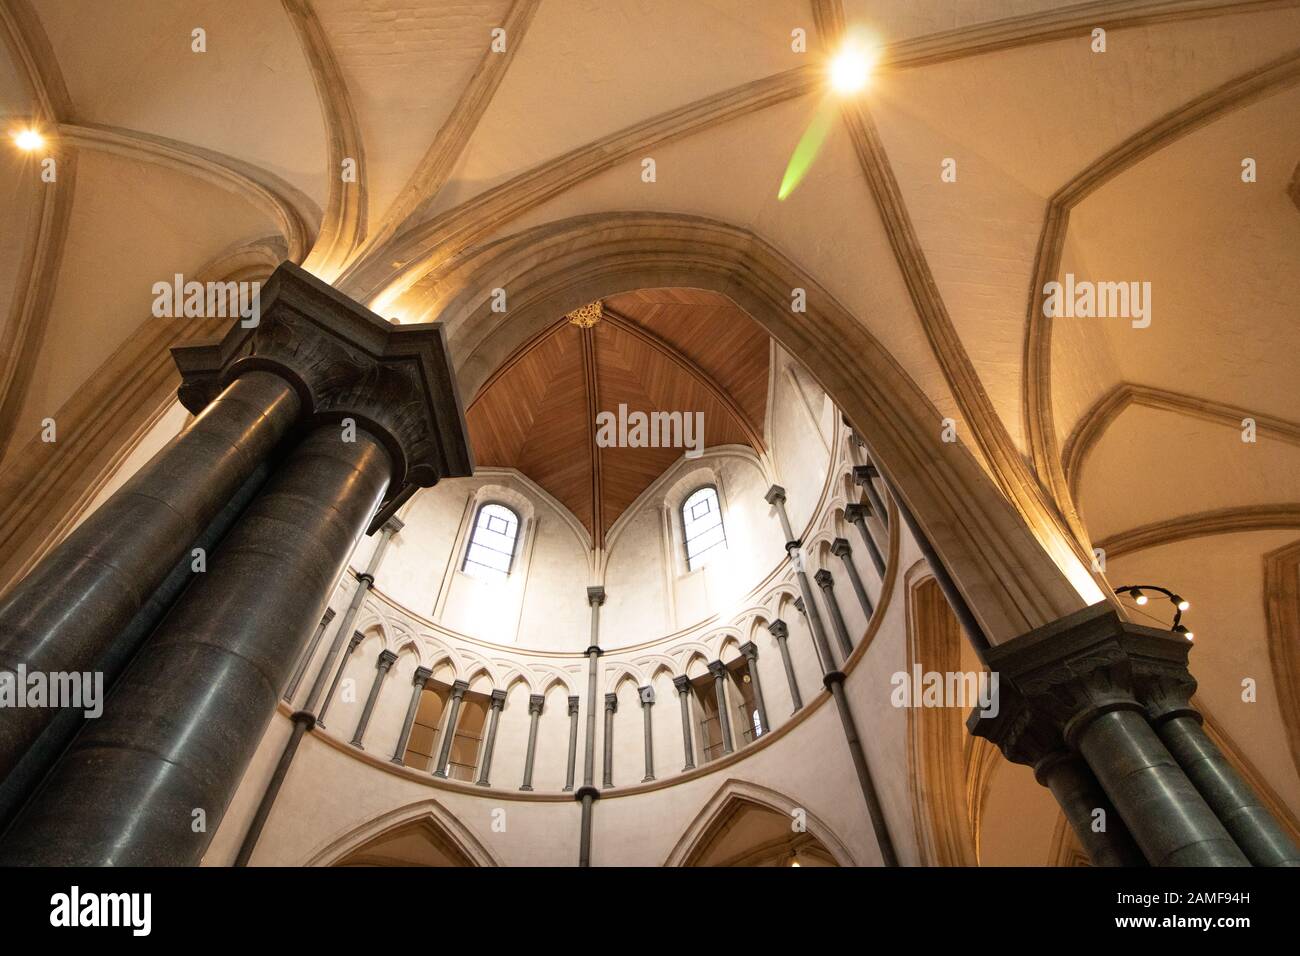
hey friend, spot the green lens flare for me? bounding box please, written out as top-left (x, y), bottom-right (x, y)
top-left (778, 101), bottom-right (835, 201)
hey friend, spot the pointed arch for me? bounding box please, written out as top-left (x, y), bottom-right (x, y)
top-left (664, 779), bottom-right (856, 867)
top-left (303, 799), bottom-right (499, 867)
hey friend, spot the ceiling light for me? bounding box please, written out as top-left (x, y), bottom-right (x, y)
top-left (11, 128), bottom-right (44, 152)
top-left (828, 40), bottom-right (875, 96)
top-left (1173, 624), bottom-right (1193, 642)
top-left (1172, 594), bottom-right (1190, 611)
top-left (1127, 587), bottom-right (1148, 606)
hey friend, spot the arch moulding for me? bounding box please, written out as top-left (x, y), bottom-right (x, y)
top-left (404, 212), bottom-right (1090, 644)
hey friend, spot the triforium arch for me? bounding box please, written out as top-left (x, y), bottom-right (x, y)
top-left (663, 778), bottom-right (857, 867)
top-left (391, 212), bottom-right (1093, 645)
top-left (303, 799), bottom-right (500, 868)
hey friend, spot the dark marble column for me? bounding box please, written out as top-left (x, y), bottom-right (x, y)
top-left (476, 689), bottom-right (507, 786)
top-left (740, 641), bottom-right (769, 735)
top-left (392, 666), bottom-right (433, 764)
top-left (0, 424), bottom-right (393, 866)
top-left (844, 503), bottom-right (886, 578)
top-left (708, 661), bottom-right (734, 756)
top-left (602, 693), bottom-right (618, 788)
top-left (303, 515), bottom-right (404, 715)
top-left (970, 685), bottom-right (1145, 867)
top-left (852, 464), bottom-right (891, 531)
top-left (831, 537), bottom-right (874, 619)
top-left (285, 608), bottom-right (336, 702)
top-left (577, 586), bottom-right (604, 866)
top-left (767, 620), bottom-right (802, 711)
top-left (984, 605), bottom-right (1250, 867)
top-left (1, 262), bottom-right (472, 868)
top-left (815, 568), bottom-right (855, 659)
top-left (351, 650), bottom-right (397, 748)
top-left (432, 680), bottom-right (469, 779)
top-left (563, 695), bottom-right (580, 791)
top-left (824, 669), bottom-right (899, 866)
top-left (520, 694), bottom-right (544, 791)
top-left (672, 676), bottom-right (696, 771)
top-left (0, 369), bottom-right (301, 782)
top-left (639, 686), bottom-right (655, 782)
top-left (317, 630), bottom-right (363, 728)
top-left (1126, 629), bottom-right (1300, 866)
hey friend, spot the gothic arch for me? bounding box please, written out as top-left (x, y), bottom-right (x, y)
top-left (303, 799), bottom-right (499, 867)
top-left (663, 779), bottom-right (856, 867)
top-left (400, 212), bottom-right (1088, 644)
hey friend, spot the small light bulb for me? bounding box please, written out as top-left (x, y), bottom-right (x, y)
top-left (11, 128), bottom-right (44, 152)
top-left (1184, 631), bottom-right (1194, 642)
top-left (1177, 599), bottom-right (1190, 611)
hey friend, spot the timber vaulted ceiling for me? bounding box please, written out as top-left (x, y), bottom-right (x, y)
top-left (465, 288), bottom-right (769, 546)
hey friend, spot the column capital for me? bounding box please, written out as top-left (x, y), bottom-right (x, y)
top-left (528, 694), bottom-right (545, 715)
top-left (967, 683), bottom-right (1069, 783)
top-left (412, 666), bottom-right (432, 686)
top-left (672, 675), bottom-right (692, 694)
top-left (171, 261), bottom-right (473, 531)
top-left (707, 660), bottom-right (728, 680)
top-left (587, 586), bottom-right (606, 607)
top-left (375, 649), bottom-right (398, 669)
top-left (321, 607), bottom-right (337, 624)
top-left (568, 695), bottom-right (581, 715)
top-left (766, 619), bottom-right (789, 640)
top-left (638, 686), bottom-right (655, 706)
top-left (449, 679), bottom-right (469, 700)
top-left (983, 604), bottom-right (1148, 748)
top-left (1122, 628), bottom-right (1199, 724)
top-left (852, 463), bottom-right (880, 485)
top-left (604, 693), bottom-right (618, 713)
top-left (347, 630), bottom-right (365, 649)
top-left (830, 537), bottom-right (852, 558)
top-left (490, 688), bottom-right (508, 709)
top-left (844, 502), bottom-right (868, 523)
top-left (764, 484), bottom-right (787, 505)
top-left (740, 641), bottom-right (759, 662)
top-left (793, 597), bottom-right (806, 615)
top-left (814, 568), bottom-right (834, 589)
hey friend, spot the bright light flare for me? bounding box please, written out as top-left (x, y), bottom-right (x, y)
top-left (11, 128), bottom-right (44, 152)
top-left (829, 41), bottom-right (875, 95)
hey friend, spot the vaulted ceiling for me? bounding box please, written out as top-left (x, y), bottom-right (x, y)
top-left (465, 289), bottom-right (769, 545)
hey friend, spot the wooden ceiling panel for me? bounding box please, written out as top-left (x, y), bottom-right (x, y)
top-left (464, 290), bottom-right (769, 548)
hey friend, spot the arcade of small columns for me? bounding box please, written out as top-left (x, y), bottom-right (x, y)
top-left (0, 261), bottom-right (1295, 867)
top-left (231, 437), bottom-right (901, 867)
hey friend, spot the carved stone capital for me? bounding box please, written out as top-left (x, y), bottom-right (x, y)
top-left (814, 568), bottom-right (834, 589)
top-left (766, 619), bottom-right (789, 640)
top-left (672, 675), bottom-right (692, 694)
top-left (171, 261), bottom-right (473, 529)
top-left (740, 640), bottom-right (759, 662)
top-left (528, 694), bottom-right (545, 715)
top-left (567, 695), bottom-right (580, 715)
top-left (449, 679), bottom-right (469, 700)
top-left (1121, 627), bottom-right (1199, 725)
top-left (764, 484), bottom-right (786, 506)
top-left (587, 586), bottom-right (606, 607)
top-left (830, 537), bottom-right (852, 558)
top-left (967, 682), bottom-right (1068, 784)
top-left (638, 686), bottom-right (654, 706)
top-left (375, 649), bottom-right (398, 669)
top-left (490, 688), bottom-right (508, 709)
top-left (707, 660), bottom-right (728, 681)
top-left (412, 666), bottom-right (432, 687)
top-left (793, 597), bottom-right (806, 615)
top-left (844, 502), bottom-right (872, 523)
top-left (852, 464), bottom-right (879, 486)
top-left (347, 630), bottom-right (364, 650)
top-left (984, 605), bottom-right (1144, 748)
top-left (604, 693), bottom-right (618, 713)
